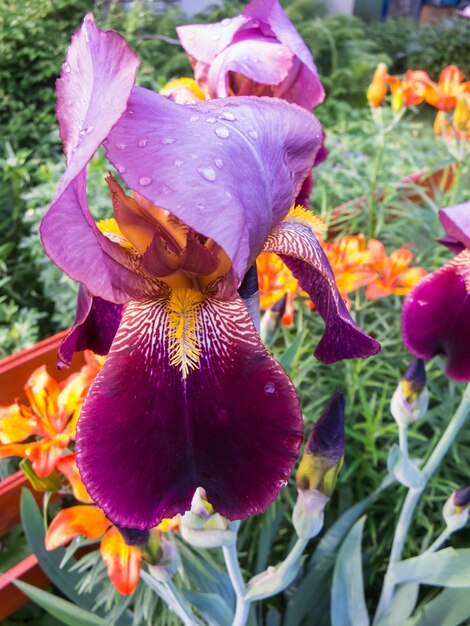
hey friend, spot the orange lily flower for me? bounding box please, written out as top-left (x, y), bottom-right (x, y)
top-left (0, 351), bottom-right (103, 476)
top-left (365, 240), bottom-right (427, 299)
top-left (423, 65), bottom-right (470, 112)
top-left (386, 70), bottom-right (430, 111)
top-left (258, 252), bottom-right (298, 325)
top-left (45, 456), bottom-right (180, 595)
top-left (434, 93), bottom-right (470, 142)
top-left (367, 63), bottom-right (388, 108)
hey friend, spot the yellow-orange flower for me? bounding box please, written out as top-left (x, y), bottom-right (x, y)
top-left (365, 240), bottom-right (427, 299)
top-left (386, 70), bottom-right (430, 111)
top-left (423, 65), bottom-right (470, 112)
top-left (0, 351), bottom-right (102, 476)
top-left (45, 455), bottom-right (180, 595)
top-left (258, 252), bottom-right (298, 325)
top-left (434, 94), bottom-right (470, 142)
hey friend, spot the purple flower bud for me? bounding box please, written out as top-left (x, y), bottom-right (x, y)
top-left (391, 357), bottom-right (429, 426)
top-left (443, 486), bottom-right (470, 532)
top-left (454, 485), bottom-right (470, 509)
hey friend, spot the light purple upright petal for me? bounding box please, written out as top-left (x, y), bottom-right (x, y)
top-left (76, 297), bottom-right (303, 528)
top-left (264, 220), bottom-right (380, 362)
top-left (243, 0), bottom-right (325, 108)
top-left (58, 285), bottom-right (123, 368)
top-left (439, 202), bottom-right (470, 251)
top-left (402, 250), bottom-right (470, 382)
top-left (177, 15), bottom-right (248, 65)
top-left (41, 15), bottom-right (142, 302)
top-left (106, 90), bottom-right (322, 283)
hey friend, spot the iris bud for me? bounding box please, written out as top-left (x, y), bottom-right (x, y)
top-left (260, 294), bottom-right (287, 345)
top-left (443, 486), bottom-right (470, 533)
top-left (180, 488), bottom-right (239, 548)
top-left (147, 538), bottom-right (181, 581)
top-left (293, 389), bottom-right (345, 539)
top-left (391, 357), bottom-right (429, 427)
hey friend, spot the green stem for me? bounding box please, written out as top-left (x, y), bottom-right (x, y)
top-left (374, 383), bottom-right (470, 624)
top-left (163, 579), bottom-right (199, 626)
top-left (223, 542), bottom-right (249, 626)
top-left (368, 133), bottom-right (385, 239)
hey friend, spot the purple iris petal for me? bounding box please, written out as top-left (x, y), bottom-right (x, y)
top-left (402, 250), bottom-right (470, 382)
top-left (264, 220), bottom-right (380, 362)
top-left (306, 388), bottom-right (345, 463)
top-left (76, 297), bottom-right (303, 528)
top-left (439, 202), bottom-right (470, 251)
top-left (58, 285), bottom-right (123, 368)
top-left (105, 88), bottom-right (322, 282)
top-left (177, 0), bottom-right (324, 110)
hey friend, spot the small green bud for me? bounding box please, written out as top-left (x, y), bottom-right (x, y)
top-left (148, 538), bottom-right (181, 582)
top-left (180, 488), bottom-right (238, 549)
top-left (260, 294), bottom-right (287, 345)
top-left (19, 459), bottom-right (62, 492)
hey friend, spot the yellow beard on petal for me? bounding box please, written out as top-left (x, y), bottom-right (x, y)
top-left (166, 289), bottom-right (205, 379)
top-left (284, 205), bottom-right (326, 234)
top-left (96, 218), bottom-right (137, 253)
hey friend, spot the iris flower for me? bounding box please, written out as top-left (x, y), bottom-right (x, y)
top-left (176, 0), bottom-right (324, 110)
top-left (40, 15), bottom-right (379, 530)
top-left (402, 202), bottom-right (470, 381)
top-left (0, 352), bottom-right (101, 476)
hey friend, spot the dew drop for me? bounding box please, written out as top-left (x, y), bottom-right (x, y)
top-left (161, 136), bottom-right (175, 145)
top-left (278, 479), bottom-right (288, 488)
top-left (138, 138), bottom-right (148, 148)
top-left (252, 57), bottom-right (259, 63)
top-left (214, 158), bottom-right (223, 169)
top-left (139, 176), bottom-right (152, 186)
top-left (197, 203), bottom-right (207, 213)
top-left (248, 130), bottom-right (258, 140)
top-left (115, 142), bottom-right (127, 151)
top-left (264, 382), bottom-right (276, 394)
top-left (174, 159), bottom-right (183, 167)
top-left (197, 166), bottom-right (216, 182)
top-left (206, 116), bottom-right (217, 124)
top-left (215, 126), bottom-right (229, 139)
top-left (86, 125), bottom-right (94, 134)
top-left (189, 113), bottom-right (199, 122)
top-left (63, 63), bottom-right (71, 74)
top-left (117, 164), bottom-right (126, 174)
top-left (221, 17), bottom-right (231, 26)
top-left (128, 110), bottom-right (135, 115)
top-left (219, 110), bottom-right (236, 121)
top-left (225, 190), bottom-right (232, 198)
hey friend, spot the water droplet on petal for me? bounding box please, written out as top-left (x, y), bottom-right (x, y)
top-left (189, 113), bottom-right (199, 122)
top-left (221, 18), bottom-right (231, 26)
top-left (197, 203), bottom-right (207, 213)
top-left (278, 479), bottom-right (288, 488)
top-left (206, 117), bottom-right (217, 124)
top-left (139, 176), bottom-right (152, 186)
top-left (174, 159), bottom-right (183, 167)
top-left (115, 142), bottom-right (127, 151)
top-left (214, 158), bottom-right (223, 169)
top-left (264, 382), bottom-right (276, 394)
top-left (215, 126), bottom-right (229, 139)
top-left (225, 190), bottom-right (232, 198)
top-left (63, 63), bottom-right (71, 74)
top-left (161, 137), bottom-right (175, 145)
top-left (219, 111), bottom-right (236, 121)
top-left (197, 166), bottom-right (216, 182)
top-left (138, 138), bottom-right (148, 148)
top-left (128, 110), bottom-right (135, 115)
top-left (248, 130), bottom-right (258, 140)
top-left (252, 58), bottom-right (259, 63)
top-left (117, 164), bottom-right (126, 174)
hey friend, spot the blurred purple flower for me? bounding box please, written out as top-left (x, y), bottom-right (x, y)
top-left (402, 202), bottom-right (470, 381)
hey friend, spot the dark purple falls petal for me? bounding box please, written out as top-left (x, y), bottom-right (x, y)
top-left (264, 220), bottom-right (380, 362)
top-left (76, 297), bottom-right (303, 528)
top-left (402, 250), bottom-right (470, 382)
top-left (58, 285), bottom-right (123, 368)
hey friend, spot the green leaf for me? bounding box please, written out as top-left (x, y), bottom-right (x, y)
top-left (390, 549), bottom-right (470, 588)
top-left (183, 590), bottom-right (232, 626)
top-left (406, 588), bottom-right (470, 626)
top-left (279, 330), bottom-right (306, 371)
top-left (12, 579), bottom-right (108, 626)
top-left (377, 584), bottom-right (419, 626)
top-left (331, 516), bottom-right (369, 626)
top-left (387, 445), bottom-right (425, 489)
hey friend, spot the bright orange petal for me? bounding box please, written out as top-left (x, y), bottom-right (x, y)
top-left (0, 442), bottom-right (31, 460)
top-left (100, 527), bottom-right (141, 595)
top-left (258, 252), bottom-right (299, 311)
top-left (24, 366), bottom-right (61, 435)
top-left (157, 515), bottom-right (180, 533)
top-left (0, 403), bottom-right (36, 444)
top-left (28, 435), bottom-right (70, 477)
top-left (45, 505), bottom-right (110, 550)
top-left (56, 454), bottom-right (93, 504)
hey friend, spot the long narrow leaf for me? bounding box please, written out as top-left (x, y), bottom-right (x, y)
top-left (406, 588), bottom-right (470, 626)
top-left (390, 549), bottom-right (470, 588)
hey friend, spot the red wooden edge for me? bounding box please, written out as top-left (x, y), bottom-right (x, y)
top-left (0, 555), bottom-right (48, 621)
top-left (0, 472), bottom-right (43, 537)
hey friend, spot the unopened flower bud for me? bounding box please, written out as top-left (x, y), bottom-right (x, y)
top-left (391, 357), bottom-right (429, 427)
top-left (391, 88), bottom-right (403, 113)
top-left (367, 63), bottom-right (388, 108)
top-left (147, 537), bottom-right (181, 581)
top-left (261, 294), bottom-right (287, 345)
top-left (294, 390), bottom-right (345, 539)
top-left (180, 488), bottom-right (238, 548)
top-left (19, 459), bottom-right (62, 492)
top-left (443, 486), bottom-right (470, 533)
top-left (296, 389), bottom-right (345, 497)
